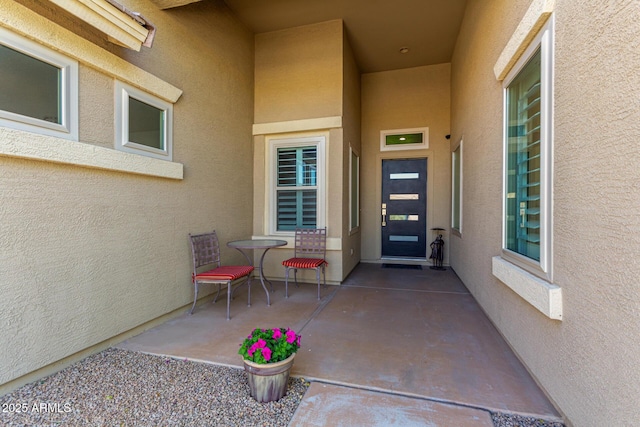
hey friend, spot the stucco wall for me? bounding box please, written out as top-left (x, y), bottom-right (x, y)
top-left (360, 64), bottom-right (451, 262)
top-left (340, 33), bottom-right (361, 275)
top-left (252, 20), bottom-right (356, 283)
top-left (450, 1), bottom-right (640, 425)
top-left (0, 0), bottom-right (254, 390)
top-left (254, 20), bottom-right (343, 124)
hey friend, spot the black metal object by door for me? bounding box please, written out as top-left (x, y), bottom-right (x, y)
top-left (381, 158), bottom-right (427, 258)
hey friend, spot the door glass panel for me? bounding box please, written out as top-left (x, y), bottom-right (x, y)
top-left (389, 215), bottom-right (419, 221)
top-left (389, 235), bottom-right (419, 242)
top-left (390, 194), bottom-right (419, 200)
top-left (390, 173), bottom-right (419, 179)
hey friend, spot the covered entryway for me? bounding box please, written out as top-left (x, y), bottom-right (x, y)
top-left (117, 263), bottom-right (561, 424)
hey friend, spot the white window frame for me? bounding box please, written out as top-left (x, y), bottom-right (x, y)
top-left (451, 138), bottom-right (463, 236)
top-left (501, 16), bottom-right (554, 281)
top-left (115, 80), bottom-right (173, 161)
top-left (349, 145), bottom-right (360, 233)
top-left (0, 27), bottom-right (78, 141)
top-left (268, 135), bottom-right (326, 236)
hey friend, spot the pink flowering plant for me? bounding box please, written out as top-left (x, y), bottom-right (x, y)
top-left (238, 327), bottom-right (302, 364)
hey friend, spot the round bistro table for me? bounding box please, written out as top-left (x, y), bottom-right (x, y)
top-left (227, 239), bottom-right (287, 306)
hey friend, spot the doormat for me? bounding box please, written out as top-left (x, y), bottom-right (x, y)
top-left (381, 264), bottom-right (422, 270)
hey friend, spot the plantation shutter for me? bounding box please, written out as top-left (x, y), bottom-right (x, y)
top-left (276, 146), bottom-right (317, 231)
top-left (506, 48), bottom-right (541, 261)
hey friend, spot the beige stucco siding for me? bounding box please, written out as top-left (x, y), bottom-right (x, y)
top-left (450, 1), bottom-right (640, 425)
top-left (252, 20), bottom-right (359, 283)
top-left (340, 34), bottom-right (361, 274)
top-left (252, 128), bottom-right (345, 285)
top-left (360, 64), bottom-right (451, 262)
top-left (0, 0), bottom-right (254, 390)
top-left (254, 20), bottom-right (343, 124)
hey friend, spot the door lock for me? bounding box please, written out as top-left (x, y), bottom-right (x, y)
top-left (382, 203), bottom-right (387, 226)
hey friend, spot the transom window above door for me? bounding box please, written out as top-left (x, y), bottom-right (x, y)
top-left (380, 127), bottom-right (428, 151)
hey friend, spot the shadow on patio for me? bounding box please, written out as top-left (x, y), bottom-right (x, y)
top-left (117, 263), bottom-right (562, 426)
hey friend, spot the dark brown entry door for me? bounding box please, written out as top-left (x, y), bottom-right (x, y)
top-left (381, 158), bottom-right (427, 258)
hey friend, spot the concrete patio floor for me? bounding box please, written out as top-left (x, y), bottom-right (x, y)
top-left (117, 263), bottom-right (562, 426)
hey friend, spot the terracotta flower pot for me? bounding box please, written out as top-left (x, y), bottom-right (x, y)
top-left (242, 353), bottom-right (296, 403)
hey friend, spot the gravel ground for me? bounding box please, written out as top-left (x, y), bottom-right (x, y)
top-left (0, 348), bottom-right (308, 427)
top-left (1, 348), bottom-right (564, 427)
top-left (491, 413), bottom-right (565, 427)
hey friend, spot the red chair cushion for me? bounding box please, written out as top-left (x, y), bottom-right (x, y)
top-left (194, 265), bottom-right (254, 282)
top-left (282, 258), bottom-right (327, 269)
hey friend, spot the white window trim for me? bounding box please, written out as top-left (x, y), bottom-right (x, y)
top-left (0, 27), bottom-right (78, 141)
top-left (0, 2), bottom-right (182, 103)
top-left (380, 127), bottom-right (429, 151)
top-left (267, 134), bottom-right (327, 236)
top-left (494, 0), bottom-right (555, 81)
top-left (0, 3), bottom-right (183, 180)
top-left (501, 15), bottom-right (554, 282)
top-left (451, 138), bottom-right (463, 236)
top-left (115, 81), bottom-right (173, 161)
top-left (349, 145), bottom-right (360, 233)
top-left (492, 8), bottom-right (561, 321)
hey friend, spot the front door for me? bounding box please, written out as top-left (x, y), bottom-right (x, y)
top-left (381, 158), bottom-right (427, 259)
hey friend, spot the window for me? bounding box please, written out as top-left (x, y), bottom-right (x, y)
top-left (502, 16), bottom-right (553, 278)
top-left (380, 127), bottom-right (428, 151)
top-left (451, 139), bottom-right (462, 234)
top-left (270, 136), bottom-right (326, 234)
top-left (350, 147), bottom-right (360, 231)
top-left (115, 81), bottom-right (173, 161)
top-left (0, 27), bottom-right (78, 140)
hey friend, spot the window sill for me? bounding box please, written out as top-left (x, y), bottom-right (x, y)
top-left (0, 127), bottom-right (183, 180)
top-left (492, 256), bottom-right (562, 320)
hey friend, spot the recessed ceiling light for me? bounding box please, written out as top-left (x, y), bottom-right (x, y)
top-left (399, 47), bottom-right (410, 54)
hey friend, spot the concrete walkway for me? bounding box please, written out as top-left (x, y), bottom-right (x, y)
top-left (117, 263), bottom-right (561, 426)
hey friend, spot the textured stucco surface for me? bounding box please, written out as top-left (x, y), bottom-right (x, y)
top-left (340, 34), bottom-right (362, 275)
top-left (4, 2), bottom-right (640, 424)
top-left (1, 0), bottom-right (254, 389)
top-left (252, 21), bottom-right (358, 283)
top-left (254, 20), bottom-right (343, 124)
top-left (0, 0), bottom-right (182, 103)
top-left (450, 1), bottom-right (640, 425)
top-left (360, 64), bottom-right (451, 262)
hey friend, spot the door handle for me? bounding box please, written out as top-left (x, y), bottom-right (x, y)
top-left (382, 203), bottom-right (386, 226)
